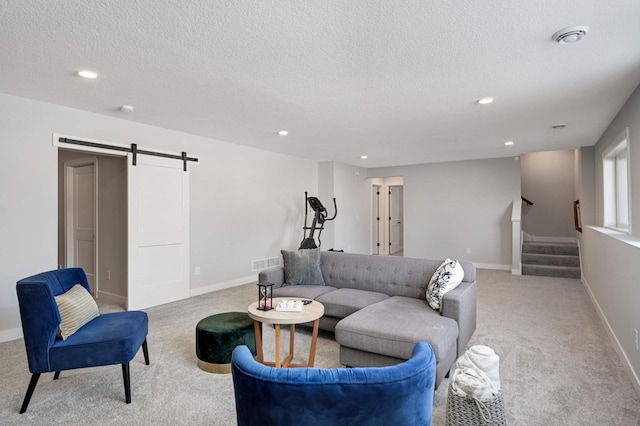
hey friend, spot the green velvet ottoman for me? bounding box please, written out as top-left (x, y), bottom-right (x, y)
top-left (196, 312), bottom-right (257, 374)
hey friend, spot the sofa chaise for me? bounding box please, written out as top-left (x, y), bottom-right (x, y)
top-left (258, 251), bottom-right (477, 388)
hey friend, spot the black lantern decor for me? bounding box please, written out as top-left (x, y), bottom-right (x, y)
top-left (257, 283), bottom-right (274, 311)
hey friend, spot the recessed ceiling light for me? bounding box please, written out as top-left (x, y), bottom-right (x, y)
top-left (277, 130), bottom-right (289, 136)
top-left (478, 97), bottom-right (494, 105)
top-left (78, 70), bottom-right (98, 79)
top-left (504, 141), bottom-right (514, 146)
top-left (551, 123), bottom-right (568, 129)
top-left (360, 155), bottom-right (368, 159)
top-left (552, 26), bottom-right (589, 44)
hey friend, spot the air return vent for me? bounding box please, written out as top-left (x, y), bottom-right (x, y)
top-left (251, 256), bottom-right (281, 272)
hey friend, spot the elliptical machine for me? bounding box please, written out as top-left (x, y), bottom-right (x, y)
top-left (299, 192), bottom-right (337, 249)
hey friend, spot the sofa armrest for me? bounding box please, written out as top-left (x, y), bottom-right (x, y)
top-left (258, 267), bottom-right (285, 287)
top-left (441, 280), bottom-right (477, 358)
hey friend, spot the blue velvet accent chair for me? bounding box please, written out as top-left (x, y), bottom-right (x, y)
top-left (16, 267), bottom-right (149, 413)
top-left (231, 341), bottom-right (436, 426)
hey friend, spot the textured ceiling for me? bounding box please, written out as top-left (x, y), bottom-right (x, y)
top-left (1, 0), bottom-right (640, 168)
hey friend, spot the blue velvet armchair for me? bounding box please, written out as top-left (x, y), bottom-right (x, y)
top-left (16, 267), bottom-right (149, 413)
top-left (231, 341), bottom-right (436, 426)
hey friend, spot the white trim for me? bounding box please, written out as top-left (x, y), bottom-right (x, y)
top-left (190, 275), bottom-right (255, 297)
top-left (582, 275), bottom-right (640, 398)
top-left (511, 264), bottom-right (522, 275)
top-left (96, 290), bottom-right (127, 307)
top-left (0, 328), bottom-right (23, 343)
top-left (476, 263), bottom-right (511, 271)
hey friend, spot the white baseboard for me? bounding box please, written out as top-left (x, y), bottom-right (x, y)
top-left (96, 290), bottom-right (127, 307)
top-left (190, 275), bottom-right (255, 297)
top-left (582, 276), bottom-right (640, 399)
top-left (0, 327), bottom-right (23, 343)
top-left (476, 263), bottom-right (511, 271)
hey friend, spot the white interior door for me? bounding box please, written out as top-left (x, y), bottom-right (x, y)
top-left (127, 154), bottom-right (190, 310)
top-left (372, 185), bottom-right (382, 254)
top-left (389, 185), bottom-right (403, 255)
top-left (65, 158), bottom-right (97, 293)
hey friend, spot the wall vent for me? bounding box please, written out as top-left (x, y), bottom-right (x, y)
top-left (251, 256), bottom-right (281, 272)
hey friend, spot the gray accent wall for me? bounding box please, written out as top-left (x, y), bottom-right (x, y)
top-left (0, 93), bottom-right (317, 339)
top-left (367, 157), bottom-right (521, 268)
top-left (582, 82), bottom-right (640, 395)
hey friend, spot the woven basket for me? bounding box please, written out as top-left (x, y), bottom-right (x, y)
top-left (445, 385), bottom-right (506, 426)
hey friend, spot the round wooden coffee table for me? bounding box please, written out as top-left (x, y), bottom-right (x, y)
top-left (248, 298), bottom-right (324, 368)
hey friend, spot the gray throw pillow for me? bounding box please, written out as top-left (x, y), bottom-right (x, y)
top-left (281, 249), bottom-right (325, 285)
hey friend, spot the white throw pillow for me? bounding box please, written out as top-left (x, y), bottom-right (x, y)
top-left (55, 284), bottom-right (100, 340)
top-left (426, 259), bottom-right (464, 311)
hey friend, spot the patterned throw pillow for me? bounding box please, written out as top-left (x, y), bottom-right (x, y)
top-left (281, 248), bottom-right (325, 285)
top-left (426, 259), bottom-right (464, 311)
top-left (55, 284), bottom-right (100, 340)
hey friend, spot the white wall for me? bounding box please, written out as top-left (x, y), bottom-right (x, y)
top-left (316, 161), bottom-right (370, 253)
top-left (0, 93), bottom-right (317, 340)
top-left (520, 150), bottom-right (576, 239)
top-left (582, 82), bottom-right (640, 395)
top-left (368, 157), bottom-right (521, 268)
top-left (96, 155), bottom-right (128, 303)
top-left (332, 162), bottom-right (370, 253)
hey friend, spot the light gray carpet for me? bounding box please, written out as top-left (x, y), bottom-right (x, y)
top-left (1, 270), bottom-right (639, 425)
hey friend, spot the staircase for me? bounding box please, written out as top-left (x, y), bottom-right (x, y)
top-left (521, 241), bottom-right (581, 279)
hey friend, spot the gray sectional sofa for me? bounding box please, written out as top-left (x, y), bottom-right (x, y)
top-left (258, 251), bottom-right (477, 388)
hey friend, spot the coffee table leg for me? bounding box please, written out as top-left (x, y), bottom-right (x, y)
top-left (289, 324), bottom-right (295, 359)
top-left (307, 319), bottom-right (320, 367)
top-left (253, 320), bottom-right (263, 363)
top-left (275, 324), bottom-right (281, 368)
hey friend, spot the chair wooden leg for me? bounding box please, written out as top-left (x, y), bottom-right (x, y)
top-left (142, 339), bottom-right (149, 365)
top-left (121, 363), bottom-right (131, 404)
top-left (20, 373), bottom-right (40, 414)
top-left (53, 371), bottom-right (61, 380)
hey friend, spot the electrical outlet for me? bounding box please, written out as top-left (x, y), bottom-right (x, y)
top-left (195, 266), bottom-right (201, 276)
top-left (466, 248), bottom-right (471, 254)
top-left (635, 329), bottom-right (639, 351)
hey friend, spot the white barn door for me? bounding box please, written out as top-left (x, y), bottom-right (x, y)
top-left (127, 154), bottom-right (190, 310)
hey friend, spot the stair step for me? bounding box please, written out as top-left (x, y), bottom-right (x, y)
top-left (522, 242), bottom-right (579, 256)
top-left (521, 253), bottom-right (580, 267)
top-left (522, 264), bottom-right (581, 279)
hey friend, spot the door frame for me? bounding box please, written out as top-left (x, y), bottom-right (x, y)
top-left (63, 156), bottom-right (98, 294)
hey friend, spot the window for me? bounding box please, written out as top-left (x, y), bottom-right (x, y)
top-left (603, 128), bottom-right (630, 231)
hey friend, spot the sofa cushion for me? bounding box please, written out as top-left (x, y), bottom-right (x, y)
top-left (281, 249), bottom-right (325, 285)
top-left (273, 285), bottom-right (337, 300)
top-left (335, 296), bottom-right (458, 361)
top-left (426, 258), bottom-right (464, 311)
top-left (54, 284), bottom-right (100, 340)
top-left (316, 289), bottom-right (390, 318)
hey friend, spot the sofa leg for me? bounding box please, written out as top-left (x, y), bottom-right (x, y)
top-left (53, 371), bottom-right (61, 380)
top-left (20, 373), bottom-right (40, 414)
top-left (142, 339), bottom-right (150, 365)
top-left (122, 363), bottom-right (131, 404)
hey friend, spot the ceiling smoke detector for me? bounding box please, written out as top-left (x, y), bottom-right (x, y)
top-left (552, 26), bottom-right (589, 44)
top-left (120, 105), bottom-right (134, 113)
